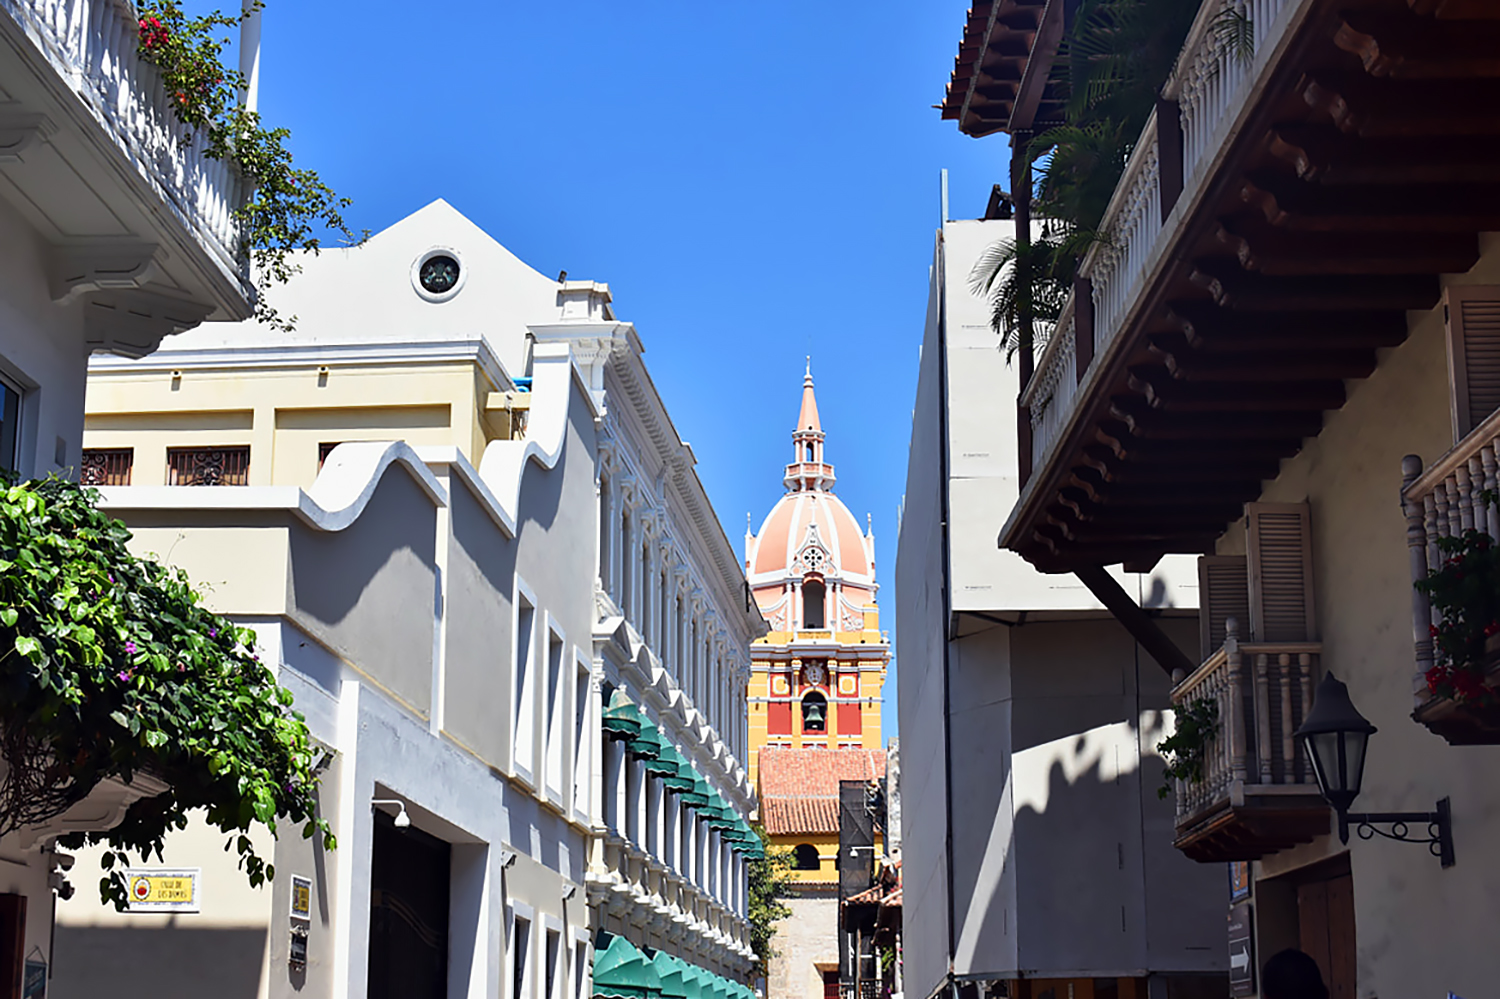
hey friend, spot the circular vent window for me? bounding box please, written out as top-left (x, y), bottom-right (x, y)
top-left (420, 255), bottom-right (460, 294)
top-left (412, 248), bottom-right (466, 302)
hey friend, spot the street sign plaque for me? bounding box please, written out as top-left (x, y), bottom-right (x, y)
top-left (124, 868), bottom-right (200, 913)
top-left (1228, 902), bottom-right (1255, 997)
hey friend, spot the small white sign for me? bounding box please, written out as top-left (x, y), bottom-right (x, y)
top-left (290, 875), bottom-right (312, 921)
top-left (124, 868), bottom-right (200, 913)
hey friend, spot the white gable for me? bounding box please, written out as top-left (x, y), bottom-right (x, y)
top-left (152, 199), bottom-right (562, 375)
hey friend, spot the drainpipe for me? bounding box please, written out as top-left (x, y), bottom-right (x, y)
top-left (239, 0), bottom-right (261, 114)
top-left (935, 223), bottom-right (959, 979)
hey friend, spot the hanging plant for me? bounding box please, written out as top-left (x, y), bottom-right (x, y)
top-left (0, 475), bottom-right (333, 909)
top-left (1156, 697), bottom-right (1219, 799)
top-left (1416, 527), bottom-right (1500, 708)
top-left (134, 1), bottom-right (364, 332)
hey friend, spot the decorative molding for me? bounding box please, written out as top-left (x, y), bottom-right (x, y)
top-left (50, 241), bottom-right (161, 303)
top-left (84, 288), bottom-right (214, 359)
top-left (0, 106), bottom-right (55, 162)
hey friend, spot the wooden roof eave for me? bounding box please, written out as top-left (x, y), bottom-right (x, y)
top-left (1000, 0), bottom-right (1500, 574)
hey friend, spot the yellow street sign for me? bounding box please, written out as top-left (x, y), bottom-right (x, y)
top-left (124, 869), bottom-right (200, 912)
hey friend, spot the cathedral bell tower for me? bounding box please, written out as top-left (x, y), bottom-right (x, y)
top-left (743, 362), bottom-right (890, 788)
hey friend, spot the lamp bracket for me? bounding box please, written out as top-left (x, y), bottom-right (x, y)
top-left (1339, 796), bottom-right (1454, 868)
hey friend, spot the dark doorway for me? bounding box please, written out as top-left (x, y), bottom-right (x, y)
top-left (1298, 871), bottom-right (1356, 999)
top-left (368, 811), bottom-right (450, 999)
top-left (822, 969), bottom-right (840, 999)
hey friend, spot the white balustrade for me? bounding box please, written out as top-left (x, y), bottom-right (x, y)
top-left (4, 0), bottom-right (247, 280)
top-left (1400, 409), bottom-right (1500, 704)
top-left (1023, 299), bottom-right (1076, 471)
top-left (1169, 618), bottom-right (1320, 822)
top-left (1021, 0), bottom-right (1303, 477)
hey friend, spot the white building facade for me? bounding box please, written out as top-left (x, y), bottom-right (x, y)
top-left (895, 217), bottom-right (1227, 999)
top-left (44, 201), bottom-right (758, 998)
top-left (588, 332), bottom-right (764, 980)
top-left (0, 0), bottom-right (257, 990)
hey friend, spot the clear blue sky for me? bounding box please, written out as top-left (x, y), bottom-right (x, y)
top-left (250, 0), bottom-right (1010, 738)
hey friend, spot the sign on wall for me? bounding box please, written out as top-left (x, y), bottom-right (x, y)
top-left (1228, 861), bottom-right (1251, 903)
top-left (1228, 902), bottom-right (1255, 998)
top-left (124, 869), bottom-right (200, 913)
top-left (290, 875), bottom-right (313, 921)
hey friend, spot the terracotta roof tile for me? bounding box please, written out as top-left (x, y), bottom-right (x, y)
top-left (757, 748), bottom-right (886, 836)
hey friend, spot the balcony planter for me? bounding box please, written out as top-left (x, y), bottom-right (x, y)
top-left (1413, 634), bottom-right (1500, 746)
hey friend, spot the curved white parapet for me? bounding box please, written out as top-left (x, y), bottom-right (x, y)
top-left (472, 342), bottom-right (576, 534)
top-left (98, 440), bottom-right (447, 533)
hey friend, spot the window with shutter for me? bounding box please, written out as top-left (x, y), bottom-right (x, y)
top-left (1247, 502), bottom-right (1316, 643)
top-left (1444, 285), bottom-right (1500, 442)
top-left (1198, 555), bottom-right (1249, 659)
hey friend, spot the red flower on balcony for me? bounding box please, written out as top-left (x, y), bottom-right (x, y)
top-left (138, 15), bottom-right (169, 52)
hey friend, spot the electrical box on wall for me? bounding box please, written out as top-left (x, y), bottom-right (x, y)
top-left (289, 874), bottom-right (312, 973)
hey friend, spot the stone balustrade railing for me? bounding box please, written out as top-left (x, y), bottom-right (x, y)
top-left (1400, 409), bottom-right (1500, 703)
top-left (1022, 0), bottom-right (1302, 476)
top-left (4, 0), bottom-right (248, 281)
top-left (1169, 618), bottom-right (1320, 821)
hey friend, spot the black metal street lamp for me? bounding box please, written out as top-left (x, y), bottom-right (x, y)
top-left (1294, 671), bottom-right (1455, 868)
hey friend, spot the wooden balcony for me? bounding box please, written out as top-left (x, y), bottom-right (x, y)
top-left (1170, 620), bottom-right (1329, 862)
top-left (1400, 411), bottom-right (1500, 745)
top-left (999, 0), bottom-right (1500, 573)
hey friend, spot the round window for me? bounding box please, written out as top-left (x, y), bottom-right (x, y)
top-left (419, 255), bottom-right (461, 295)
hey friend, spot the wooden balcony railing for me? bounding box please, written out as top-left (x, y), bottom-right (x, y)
top-left (1021, 0), bottom-right (1302, 476)
top-left (1401, 408), bottom-right (1500, 743)
top-left (5, 0), bottom-right (248, 278)
top-left (1169, 618), bottom-right (1328, 862)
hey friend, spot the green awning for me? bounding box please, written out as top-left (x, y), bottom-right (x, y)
top-left (655, 744), bottom-right (696, 790)
top-left (649, 951), bottom-right (690, 999)
top-left (705, 973), bottom-right (729, 999)
top-left (680, 775), bottom-right (712, 808)
top-left (593, 934), bottom-right (662, 999)
top-left (678, 963), bottom-right (705, 999)
top-left (627, 722), bottom-right (663, 761)
top-left (602, 689), bottom-right (644, 740)
top-left (642, 731), bottom-right (681, 777)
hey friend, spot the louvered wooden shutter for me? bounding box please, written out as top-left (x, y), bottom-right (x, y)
top-left (1445, 286), bottom-right (1500, 441)
top-left (1198, 555), bottom-right (1249, 659)
top-left (1247, 502), bottom-right (1316, 642)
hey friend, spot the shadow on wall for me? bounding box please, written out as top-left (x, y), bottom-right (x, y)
top-left (50, 925), bottom-right (268, 999)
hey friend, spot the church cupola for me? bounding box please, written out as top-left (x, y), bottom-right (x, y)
top-left (786, 359), bottom-right (835, 492)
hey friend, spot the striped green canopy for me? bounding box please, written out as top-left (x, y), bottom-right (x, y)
top-left (602, 689), bottom-right (645, 740)
top-left (626, 721), bottom-right (663, 761)
top-left (593, 934), bottom-right (662, 999)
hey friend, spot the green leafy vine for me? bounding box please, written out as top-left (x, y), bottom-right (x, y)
top-left (136, 1), bottom-right (364, 331)
top-left (1157, 696), bottom-right (1219, 799)
top-left (0, 476), bottom-right (332, 909)
top-left (1416, 526), bottom-right (1500, 708)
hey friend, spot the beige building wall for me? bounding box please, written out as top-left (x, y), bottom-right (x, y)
top-left (1217, 235), bottom-right (1500, 998)
top-left (768, 891), bottom-right (839, 999)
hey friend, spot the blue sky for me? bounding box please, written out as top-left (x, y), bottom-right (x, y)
top-left (250, 0), bottom-right (1009, 737)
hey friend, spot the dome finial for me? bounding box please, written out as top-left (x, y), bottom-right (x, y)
top-left (805, 356), bottom-right (813, 385)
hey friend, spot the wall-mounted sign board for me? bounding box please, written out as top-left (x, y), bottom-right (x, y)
top-left (124, 869), bottom-right (200, 913)
top-left (290, 875), bottom-right (312, 921)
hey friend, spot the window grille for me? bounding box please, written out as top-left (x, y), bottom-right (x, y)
top-left (80, 448), bottom-right (133, 485)
top-left (166, 446), bottom-right (250, 486)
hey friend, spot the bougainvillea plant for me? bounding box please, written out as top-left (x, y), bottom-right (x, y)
top-left (135, 1), bottom-right (364, 332)
top-left (0, 476), bottom-right (332, 909)
top-left (1416, 527), bottom-right (1500, 708)
top-left (1156, 697), bottom-right (1219, 799)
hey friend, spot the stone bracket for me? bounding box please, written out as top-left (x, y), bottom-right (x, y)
top-left (84, 288), bottom-right (215, 359)
top-left (0, 106), bottom-right (56, 162)
top-left (50, 241), bottom-right (162, 303)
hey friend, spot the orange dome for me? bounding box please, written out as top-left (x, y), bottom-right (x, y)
top-left (746, 364), bottom-right (873, 587)
top-left (748, 490), bottom-right (871, 582)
